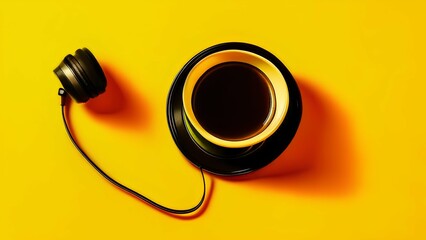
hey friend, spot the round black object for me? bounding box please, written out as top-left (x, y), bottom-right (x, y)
top-left (54, 48), bottom-right (107, 103)
top-left (166, 42), bottom-right (302, 176)
top-left (75, 48), bottom-right (107, 92)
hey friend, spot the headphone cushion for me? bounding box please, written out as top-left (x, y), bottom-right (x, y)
top-left (75, 48), bottom-right (107, 95)
top-left (64, 55), bottom-right (98, 98)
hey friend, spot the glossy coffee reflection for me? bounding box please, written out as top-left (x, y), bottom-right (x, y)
top-left (192, 62), bottom-right (273, 141)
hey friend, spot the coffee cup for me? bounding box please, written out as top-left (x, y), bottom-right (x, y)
top-left (167, 42), bottom-right (301, 175)
top-left (182, 49), bottom-right (289, 155)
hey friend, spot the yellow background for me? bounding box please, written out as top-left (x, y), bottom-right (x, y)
top-left (1, 0), bottom-right (425, 239)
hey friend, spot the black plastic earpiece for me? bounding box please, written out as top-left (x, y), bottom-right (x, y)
top-left (54, 48), bottom-right (107, 103)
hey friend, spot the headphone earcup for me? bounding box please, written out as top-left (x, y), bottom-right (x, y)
top-left (75, 48), bottom-right (107, 93)
top-left (54, 48), bottom-right (107, 103)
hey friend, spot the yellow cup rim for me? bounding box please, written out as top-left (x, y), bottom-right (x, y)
top-left (182, 50), bottom-right (289, 148)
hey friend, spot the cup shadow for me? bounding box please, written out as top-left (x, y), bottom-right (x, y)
top-left (84, 63), bottom-right (151, 131)
top-left (226, 77), bottom-right (359, 197)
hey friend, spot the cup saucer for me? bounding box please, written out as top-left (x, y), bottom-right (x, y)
top-left (166, 42), bottom-right (302, 176)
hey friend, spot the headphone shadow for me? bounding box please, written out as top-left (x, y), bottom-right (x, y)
top-left (223, 77), bottom-right (360, 197)
top-left (84, 63), bottom-right (151, 131)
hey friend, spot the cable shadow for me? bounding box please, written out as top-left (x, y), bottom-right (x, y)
top-left (227, 77), bottom-right (359, 197)
top-left (84, 63), bottom-right (151, 131)
top-left (64, 101), bottom-right (212, 219)
top-left (163, 178), bottom-right (215, 220)
top-left (109, 173), bottom-right (214, 220)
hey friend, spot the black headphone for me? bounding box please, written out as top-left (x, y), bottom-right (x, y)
top-left (54, 48), bottom-right (205, 215)
top-left (54, 43), bottom-right (302, 215)
top-left (54, 48), bottom-right (106, 103)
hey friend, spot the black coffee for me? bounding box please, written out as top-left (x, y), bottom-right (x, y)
top-left (192, 62), bottom-right (272, 141)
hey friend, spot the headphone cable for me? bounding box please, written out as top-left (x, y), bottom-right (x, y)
top-left (59, 89), bottom-right (206, 214)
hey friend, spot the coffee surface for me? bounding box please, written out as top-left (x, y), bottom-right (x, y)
top-left (192, 62), bottom-right (272, 141)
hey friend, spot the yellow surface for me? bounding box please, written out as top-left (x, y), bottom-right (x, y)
top-left (1, 0), bottom-right (425, 239)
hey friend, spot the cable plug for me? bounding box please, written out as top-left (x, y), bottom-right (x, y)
top-left (58, 88), bottom-right (68, 106)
